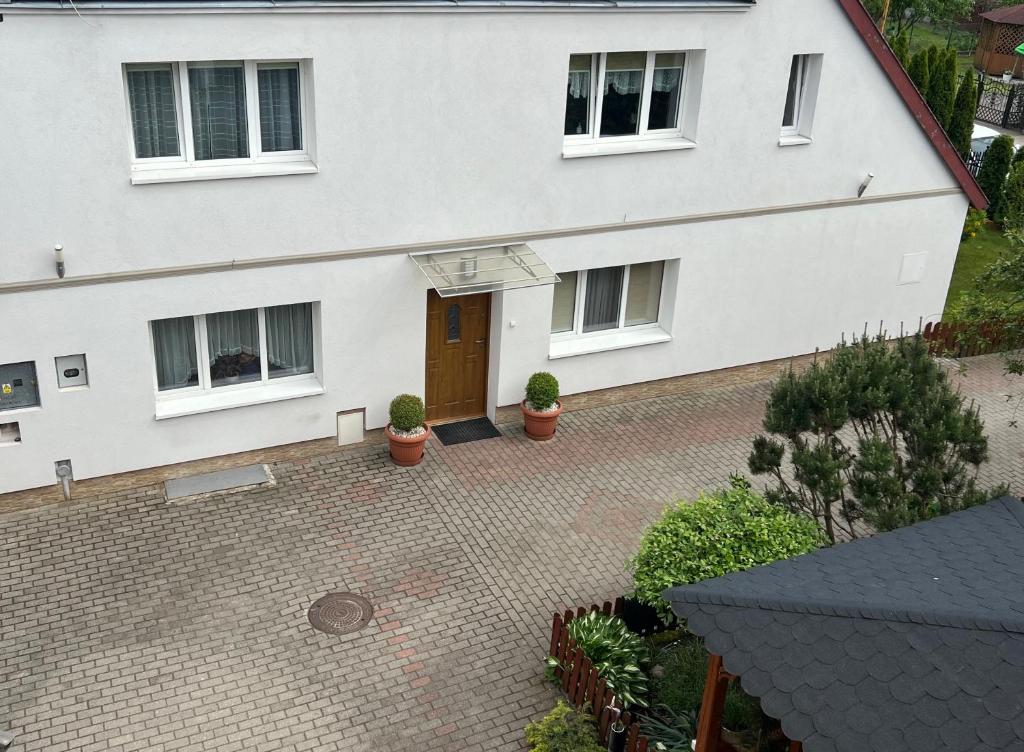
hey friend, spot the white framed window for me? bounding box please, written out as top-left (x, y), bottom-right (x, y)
top-left (123, 59), bottom-right (317, 184)
top-left (551, 262), bottom-right (665, 338)
top-left (151, 302), bottom-right (318, 397)
top-left (563, 51), bottom-right (703, 158)
top-left (780, 54), bottom-right (823, 144)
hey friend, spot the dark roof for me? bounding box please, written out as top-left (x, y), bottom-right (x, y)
top-left (665, 497), bottom-right (1024, 752)
top-left (981, 4), bottom-right (1024, 25)
top-left (836, 0), bottom-right (987, 210)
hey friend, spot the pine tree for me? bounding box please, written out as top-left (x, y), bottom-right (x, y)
top-left (926, 44), bottom-right (941, 76)
top-left (908, 49), bottom-right (930, 92)
top-left (948, 71), bottom-right (977, 159)
top-left (926, 48), bottom-right (957, 128)
top-left (977, 134), bottom-right (1016, 218)
top-left (891, 30), bottom-right (911, 69)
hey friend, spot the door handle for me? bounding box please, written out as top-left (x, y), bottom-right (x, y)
top-left (475, 339), bottom-right (486, 344)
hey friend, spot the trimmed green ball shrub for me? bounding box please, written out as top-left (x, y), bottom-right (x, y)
top-left (389, 394), bottom-right (425, 432)
top-left (524, 701), bottom-right (604, 752)
top-left (545, 611), bottom-right (648, 707)
top-left (628, 480), bottom-right (822, 620)
top-left (526, 371), bottom-right (559, 410)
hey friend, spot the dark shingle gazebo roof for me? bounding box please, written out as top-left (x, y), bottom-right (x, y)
top-left (981, 4), bottom-right (1024, 25)
top-left (665, 497), bottom-right (1024, 752)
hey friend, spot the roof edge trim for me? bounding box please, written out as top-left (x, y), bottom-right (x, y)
top-left (836, 0), bottom-right (988, 210)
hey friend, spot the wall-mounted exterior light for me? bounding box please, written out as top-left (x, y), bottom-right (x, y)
top-left (55, 243), bottom-right (66, 279)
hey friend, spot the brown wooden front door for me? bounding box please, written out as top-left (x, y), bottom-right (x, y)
top-left (425, 290), bottom-right (490, 422)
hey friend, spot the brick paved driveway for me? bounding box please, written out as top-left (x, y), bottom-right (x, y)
top-left (2, 355), bottom-right (1022, 752)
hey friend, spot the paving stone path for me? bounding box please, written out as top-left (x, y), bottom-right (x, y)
top-left (2, 355), bottom-right (1021, 752)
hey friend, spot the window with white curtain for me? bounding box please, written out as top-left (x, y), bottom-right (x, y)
top-left (551, 262), bottom-right (665, 336)
top-left (151, 302), bottom-right (316, 394)
top-left (564, 52), bottom-right (688, 142)
top-left (124, 59), bottom-right (312, 179)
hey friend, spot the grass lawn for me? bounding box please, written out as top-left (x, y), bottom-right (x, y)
top-left (944, 222), bottom-right (1013, 317)
top-left (907, 24), bottom-right (975, 77)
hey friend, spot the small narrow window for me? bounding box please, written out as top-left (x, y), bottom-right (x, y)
top-left (258, 63), bottom-right (303, 152)
top-left (582, 266), bottom-right (625, 332)
top-left (565, 55), bottom-right (594, 136)
top-left (551, 271), bottom-right (578, 333)
top-left (781, 54), bottom-right (822, 139)
top-left (625, 261), bottom-right (664, 326)
top-left (266, 302), bottom-right (314, 378)
top-left (648, 54), bottom-right (684, 131)
top-left (601, 53), bottom-right (646, 137)
top-left (152, 316), bottom-right (199, 391)
top-left (126, 64), bottom-right (181, 159)
top-left (446, 304), bottom-right (461, 343)
top-left (188, 62), bottom-right (249, 160)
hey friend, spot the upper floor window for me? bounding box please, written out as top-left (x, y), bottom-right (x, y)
top-left (124, 60), bottom-right (316, 184)
top-left (151, 302), bottom-right (317, 394)
top-left (563, 51), bottom-right (703, 158)
top-left (551, 262), bottom-right (665, 336)
top-left (780, 54), bottom-right (823, 144)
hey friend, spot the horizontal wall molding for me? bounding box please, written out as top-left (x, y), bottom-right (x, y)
top-left (2, 2), bottom-right (754, 14)
top-left (1, 187), bottom-right (964, 295)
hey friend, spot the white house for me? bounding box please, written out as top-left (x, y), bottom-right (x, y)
top-left (0, 0), bottom-right (986, 495)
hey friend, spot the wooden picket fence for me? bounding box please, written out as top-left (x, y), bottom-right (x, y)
top-left (922, 320), bottom-right (1012, 357)
top-left (548, 598), bottom-right (654, 752)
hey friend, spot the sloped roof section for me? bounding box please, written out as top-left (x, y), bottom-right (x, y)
top-left (665, 497), bottom-right (1024, 752)
top-left (981, 4), bottom-right (1024, 25)
top-left (837, 0), bottom-right (988, 210)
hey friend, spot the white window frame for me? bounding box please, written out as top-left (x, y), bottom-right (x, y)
top-left (779, 53), bottom-right (823, 146)
top-left (551, 264), bottom-right (665, 342)
top-left (123, 58), bottom-right (318, 184)
top-left (150, 303), bottom-right (321, 399)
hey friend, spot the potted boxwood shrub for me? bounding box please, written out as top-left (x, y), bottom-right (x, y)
top-left (386, 394), bottom-right (430, 466)
top-left (521, 371), bottom-right (562, 441)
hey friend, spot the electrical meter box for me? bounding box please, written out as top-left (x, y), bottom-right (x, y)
top-left (0, 361), bottom-right (41, 411)
top-left (55, 354), bottom-right (89, 389)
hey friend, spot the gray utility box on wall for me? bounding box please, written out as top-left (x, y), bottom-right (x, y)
top-left (0, 361), bottom-right (40, 411)
top-left (55, 354), bottom-right (88, 389)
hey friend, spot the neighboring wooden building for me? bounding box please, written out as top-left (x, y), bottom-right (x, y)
top-left (976, 4), bottom-right (1024, 77)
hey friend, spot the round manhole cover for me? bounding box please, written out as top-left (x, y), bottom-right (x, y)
top-left (308, 592), bottom-right (374, 635)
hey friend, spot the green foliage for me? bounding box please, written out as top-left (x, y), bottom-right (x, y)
top-left (908, 48), bottom-right (930, 92)
top-left (925, 47), bottom-right (957, 128)
top-left (651, 637), bottom-right (762, 735)
top-left (388, 393), bottom-right (425, 432)
top-left (638, 705), bottom-right (696, 752)
top-left (545, 612), bottom-right (648, 707)
top-left (962, 208), bottom-right (986, 241)
top-left (871, 0), bottom-right (972, 36)
top-left (628, 479), bottom-right (821, 619)
top-left (524, 701), bottom-right (604, 752)
top-left (948, 71), bottom-right (976, 158)
top-left (890, 30), bottom-right (910, 68)
top-left (977, 134), bottom-right (1016, 219)
top-left (1002, 162), bottom-right (1024, 232)
top-left (749, 334), bottom-right (1000, 543)
top-left (526, 371), bottom-right (560, 410)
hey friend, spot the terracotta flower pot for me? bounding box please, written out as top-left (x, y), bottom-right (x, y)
top-left (521, 400), bottom-right (563, 441)
top-left (386, 424), bottom-right (431, 466)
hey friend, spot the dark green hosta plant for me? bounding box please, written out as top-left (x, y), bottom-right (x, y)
top-left (546, 611), bottom-right (648, 707)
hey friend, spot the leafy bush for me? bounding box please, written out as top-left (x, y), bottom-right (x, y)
top-left (546, 611), bottom-right (648, 707)
top-left (908, 48), bottom-right (929, 92)
top-left (749, 334), bottom-right (1001, 543)
top-left (1002, 162), bottom-right (1024, 232)
top-left (638, 704), bottom-right (696, 752)
top-left (524, 701), bottom-right (604, 752)
top-left (962, 207), bottom-right (986, 241)
top-left (651, 637), bottom-right (762, 735)
top-left (949, 71), bottom-right (977, 159)
top-left (389, 394), bottom-right (425, 432)
top-left (977, 134), bottom-right (1015, 219)
top-left (628, 479), bottom-right (821, 619)
top-left (526, 371), bottom-right (560, 410)
top-left (889, 30), bottom-right (910, 69)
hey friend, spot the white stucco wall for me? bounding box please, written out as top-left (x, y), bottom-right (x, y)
top-left (0, 0), bottom-right (972, 493)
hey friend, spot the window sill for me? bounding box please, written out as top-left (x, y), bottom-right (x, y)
top-left (778, 134), bottom-right (813, 147)
top-left (562, 138), bottom-right (696, 159)
top-left (154, 377), bottom-right (324, 420)
top-left (549, 327), bottom-right (672, 359)
top-left (131, 159), bottom-right (319, 185)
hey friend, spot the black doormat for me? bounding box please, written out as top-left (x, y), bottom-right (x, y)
top-left (432, 417), bottom-right (503, 446)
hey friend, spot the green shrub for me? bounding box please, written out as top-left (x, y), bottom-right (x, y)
top-left (526, 371), bottom-right (560, 410)
top-left (388, 394), bottom-right (425, 432)
top-left (628, 480), bottom-right (822, 620)
top-left (524, 701), bottom-right (604, 752)
top-left (925, 47), bottom-right (956, 129)
top-left (890, 30), bottom-right (910, 69)
top-left (977, 134), bottom-right (1016, 219)
top-left (908, 48), bottom-right (929, 92)
top-left (948, 71), bottom-right (977, 158)
top-left (638, 705), bottom-right (696, 752)
top-left (1003, 162), bottom-right (1024, 231)
top-left (651, 636), bottom-right (762, 735)
top-left (962, 207), bottom-right (986, 241)
top-left (546, 611), bottom-right (648, 707)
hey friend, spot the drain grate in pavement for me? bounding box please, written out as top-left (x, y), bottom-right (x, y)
top-left (307, 593), bottom-right (374, 635)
